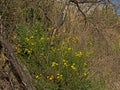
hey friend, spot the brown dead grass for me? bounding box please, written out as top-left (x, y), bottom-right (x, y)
top-left (53, 7), bottom-right (120, 90)
top-left (0, 53), bottom-right (24, 90)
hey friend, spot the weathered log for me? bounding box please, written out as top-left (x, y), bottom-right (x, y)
top-left (0, 36), bottom-right (35, 90)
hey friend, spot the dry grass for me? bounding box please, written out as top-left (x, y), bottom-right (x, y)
top-left (51, 6), bottom-right (120, 89)
top-left (1, 0), bottom-right (120, 89)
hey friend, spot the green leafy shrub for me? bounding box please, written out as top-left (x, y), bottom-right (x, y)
top-left (13, 22), bottom-right (105, 90)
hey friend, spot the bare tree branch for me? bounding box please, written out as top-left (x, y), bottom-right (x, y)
top-left (50, 0), bottom-right (113, 46)
top-left (50, 0), bottom-right (69, 45)
top-left (70, 0), bottom-right (87, 24)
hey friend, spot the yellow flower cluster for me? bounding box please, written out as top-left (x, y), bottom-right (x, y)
top-left (84, 63), bottom-right (87, 67)
top-left (88, 41), bottom-right (94, 46)
top-left (57, 73), bottom-right (63, 80)
top-left (63, 59), bottom-right (69, 67)
top-left (25, 37), bottom-right (30, 41)
top-left (47, 73), bottom-right (63, 81)
top-left (71, 63), bottom-right (77, 71)
top-left (36, 75), bottom-right (39, 79)
top-left (25, 36), bottom-right (34, 41)
top-left (75, 51), bottom-right (82, 57)
top-left (40, 37), bottom-right (50, 42)
top-left (73, 36), bottom-right (79, 43)
top-left (83, 73), bottom-right (87, 76)
top-left (67, 48), bottom-right (72, 51)
top-left (51, 62), bottom-right (58, 67)
top-left (15, 44), bottom-right (21, 53)
top-left (24, 48), bottom-right (32, 54)
top-left (25, 36), bottom-right (35, 46)
top-left (47, 75), bottom-right (54, 81)
top-left (35, 74), bottom-right (42, 79)
top-left (30, 36), bottom-right (34, 39)
top-left (83, 66), bottom-right (88, 77)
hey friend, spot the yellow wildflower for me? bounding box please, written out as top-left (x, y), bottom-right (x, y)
top-left (63, 62), bottom-right (69, 67)
top-left (27, 50), bottom-right (31, 54)
top-left (73, 36), bottom-right (79, 43)
top-left (63, 59), bottom-right (68, 63)
top-left (36, 75), bottom-right (39, 79)
top-left (84, 63), bottom-right (87, 66)
top-left (89, 42), bottom-right (93, 45)
top-left (25, 48), bottom-right (31, 54)
top-left (63, 59), bottom-right (69, 67)
top-left (88, 41), bottom-right (94, 46)
top-left (71, 63), bottom-right (77, 70)
top-left (39, 74), bottom-right (42, 77)
top-left (57, 73), bottom-right (63, 79)
top-left (25, 37), bottom-right (29, 41)
top-left (51, 62), bottom-right (58, 67)
top-left (75, 51), bottom-right (82, 57)
top-left (67, 48), bottom-right (72, 51)
top-left (83, 73), bottom-right (87, 76)
top-left (47, 76), bottom-right (49, 79)
top-left (15, 47), bottom-right (21, 53)
top-left (30, 35), bottom-right (34, 39)
top-left (40, 37), bottom-right (45, 42)
top-left (47, 75), bottom-right (54, 81)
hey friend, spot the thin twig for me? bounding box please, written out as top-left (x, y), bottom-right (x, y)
top-left (50, 0), bottom-right (69, 46)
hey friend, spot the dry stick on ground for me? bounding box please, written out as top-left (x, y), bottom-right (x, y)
top-left (0, 37), bottom-right (35, 90)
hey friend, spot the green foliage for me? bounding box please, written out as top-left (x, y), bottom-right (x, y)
top-left (14, 22), bottom-right (105, 90)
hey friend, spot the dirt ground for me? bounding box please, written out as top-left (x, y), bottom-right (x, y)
top-left (0, 53), bottom-right (24, 90)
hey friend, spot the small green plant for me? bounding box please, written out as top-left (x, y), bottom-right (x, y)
top-left (13, 22), bottom-right (105, 90)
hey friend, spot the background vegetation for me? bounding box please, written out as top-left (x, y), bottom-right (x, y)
top-left (0, 0), bottom-right (120, 90)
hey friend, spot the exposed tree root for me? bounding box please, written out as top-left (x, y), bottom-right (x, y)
top-left (0, 36), bottom-right (35, 90)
